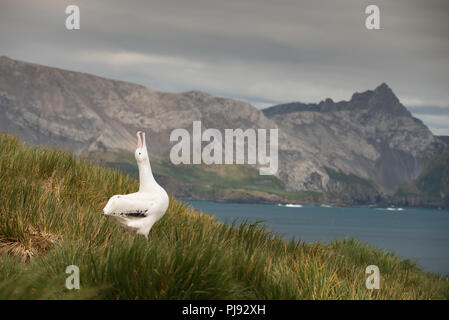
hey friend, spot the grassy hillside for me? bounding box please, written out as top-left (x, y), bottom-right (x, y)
top-left (0, 133), bottom-right (448, 299)
top-left (85, 150), bottom-right (323, 204)
top-left (394, 152), bottom-right (449, 208)
top-left (324, 167), bottom-right (381, 205)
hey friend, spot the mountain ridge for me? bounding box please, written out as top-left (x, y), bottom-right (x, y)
top-left (0, 56), bottom-right (447, 206)
top-left (263, 83), bottom-right (445, 194)
top-left (263, 83), bottom-right (409, 116)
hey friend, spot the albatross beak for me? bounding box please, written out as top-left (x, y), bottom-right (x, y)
top-left (136, 131), bottom-right (143, 149)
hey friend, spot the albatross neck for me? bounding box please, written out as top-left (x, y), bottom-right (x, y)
top-left (138, 158), bottom-right (158, 192)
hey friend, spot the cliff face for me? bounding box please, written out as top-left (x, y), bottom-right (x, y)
top-left (0, 56), bottom-right (446, 204)
top-left (264, 83), bottom-right (446, 194)
top-left (0, 56), bottom-right (275, 158)
top-left (392, 152), bottom-right (449, 208)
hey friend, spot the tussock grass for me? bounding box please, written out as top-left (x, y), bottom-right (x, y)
top-left (0, 133), bottom-right (448, 299)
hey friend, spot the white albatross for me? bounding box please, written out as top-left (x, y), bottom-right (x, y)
top-left (102, 131), bottom-right (169, 238)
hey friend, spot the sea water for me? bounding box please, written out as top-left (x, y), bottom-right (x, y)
top-left (184, 200), bottom-right (449, 275)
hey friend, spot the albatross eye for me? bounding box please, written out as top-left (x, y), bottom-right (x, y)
top-left (139, 152), bottom-right (141, 155)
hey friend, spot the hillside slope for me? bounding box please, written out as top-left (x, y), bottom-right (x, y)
top-left (393, 152), bottom-right (449, 208)
top-left (0, 134), bottom-right (448, 299)
top-left (0, 56), bottom-right (447, 206)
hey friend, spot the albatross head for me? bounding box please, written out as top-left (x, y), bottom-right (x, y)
top-left (135, 131), bottom-right (149, 164)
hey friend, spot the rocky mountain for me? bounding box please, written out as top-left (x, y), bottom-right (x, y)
top-left (438, 136), bottom-right (449, 146)
top-left (0, 56), bottom-right (447, 206)
top-left (264, 84), bottom-right (446, 195)
top-left (0, 56), bottom-right (273, 157)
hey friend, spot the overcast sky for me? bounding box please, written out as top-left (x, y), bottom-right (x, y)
top-left (1, 0), bottom-right (448, 134)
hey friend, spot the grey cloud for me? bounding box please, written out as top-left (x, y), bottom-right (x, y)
top-left (408, 106), bottom-right (449, 116)
top-left (0, 0), bottom-right (448, 134)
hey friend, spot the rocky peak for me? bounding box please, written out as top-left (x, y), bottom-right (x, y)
top-left (264, 83), bottom-right (408, 116)
top-left (375, 82), bottom-right (393, 95)
top-left (372, 83), bottom-right (397, 104)
top-left (367, 83), bottom-right (409, 116)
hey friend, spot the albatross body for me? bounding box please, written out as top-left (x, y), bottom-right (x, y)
top-left (102, 131), bottom-right (169, 238)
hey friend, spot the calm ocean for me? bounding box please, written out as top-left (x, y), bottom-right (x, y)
top-left (184, 200), bottom-right (449, 275)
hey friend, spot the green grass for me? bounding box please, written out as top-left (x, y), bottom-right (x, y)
top-left (415, 152), bottom-right (449, 196)
top-left (395, 152), bottom-right (449, 206)
top-left (0, 133), bottom-right (448, 299)
top-left (325, 167), bottom-right (375, 188)
top-left (86, 150), bottom-right (323, 203)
